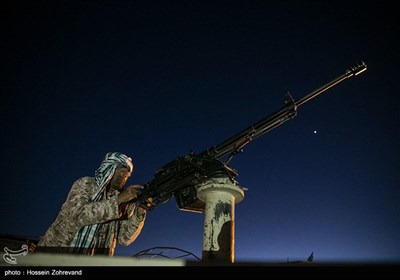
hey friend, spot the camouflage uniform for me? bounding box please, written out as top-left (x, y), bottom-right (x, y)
top-left (37, 176), bottom-right (146, 256)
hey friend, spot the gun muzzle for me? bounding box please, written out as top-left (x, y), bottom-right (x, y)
top-left (347, 60), bottom-right (367, 77)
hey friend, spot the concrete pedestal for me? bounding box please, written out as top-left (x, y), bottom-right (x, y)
top-left (197, 177), bottom-right (244, 264)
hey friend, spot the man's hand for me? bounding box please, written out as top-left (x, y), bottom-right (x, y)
top-left (117, 184), bottom-right (143, 204)
top-left (139, 197), bottom-right (153, 210)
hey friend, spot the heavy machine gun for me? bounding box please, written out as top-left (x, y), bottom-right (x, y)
top-left (133, 61), bottom-right (367, 212)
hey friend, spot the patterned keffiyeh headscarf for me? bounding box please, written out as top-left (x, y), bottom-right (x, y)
top-left (70, 152), bottom-right (133, 254)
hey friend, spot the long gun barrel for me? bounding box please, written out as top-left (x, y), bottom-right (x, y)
top-left (134, 61), bottom-right (367, 212)
top-left (204, 61), bottom-right (367, 161)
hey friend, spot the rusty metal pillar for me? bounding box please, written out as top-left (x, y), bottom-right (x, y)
top-left (197, 176), bottom-right (244, 264)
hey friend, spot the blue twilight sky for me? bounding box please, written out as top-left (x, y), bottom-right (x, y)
top-left (1, 0), bottom-right (399, 264)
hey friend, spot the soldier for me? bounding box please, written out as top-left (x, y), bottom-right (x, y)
top-left (36, 152), bottom-right (146, 256)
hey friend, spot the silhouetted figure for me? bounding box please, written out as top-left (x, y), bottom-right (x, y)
top-left (307, 251), bottom-right (314, 263)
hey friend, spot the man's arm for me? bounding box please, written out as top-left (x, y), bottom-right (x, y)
top-left (117, 205), bottom-right (147, 246)
top-left (68, 177), bottom-right (120, 227)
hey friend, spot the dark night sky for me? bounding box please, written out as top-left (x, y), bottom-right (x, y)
top-left (1, 0), bottom-right (399, 263)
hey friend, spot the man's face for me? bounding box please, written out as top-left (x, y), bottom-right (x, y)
top-left (110, 164), bottom-right (132, 191)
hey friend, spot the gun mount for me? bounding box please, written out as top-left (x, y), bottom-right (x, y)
top-left (134, 61), bottom-right (367, 212)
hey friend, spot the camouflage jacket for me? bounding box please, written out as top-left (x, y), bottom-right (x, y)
top-left (37, 176), bottom-right (146, 256)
